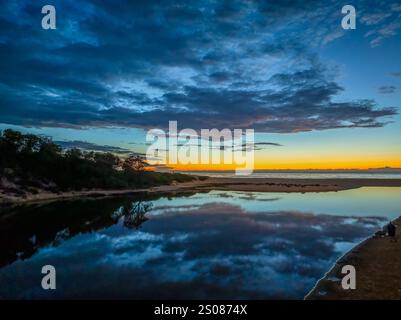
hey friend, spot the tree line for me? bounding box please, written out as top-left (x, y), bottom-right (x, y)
top-left (0, 129), bottom-right (195, 192)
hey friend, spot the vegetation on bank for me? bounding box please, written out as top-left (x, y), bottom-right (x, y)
top-left (0, 129), bottom-right (196, 194)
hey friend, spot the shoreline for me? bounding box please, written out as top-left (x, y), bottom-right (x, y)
top-left (0, 179), bottom-right (211, 206)
top-left (2, 176), bottom-right (401, 299)
top-left (1, 177), bottom-right (401, 206)
top-left (306, 216), bottom-right (401, 300)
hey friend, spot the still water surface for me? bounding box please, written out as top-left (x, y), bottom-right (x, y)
top-left (0, 187), bottom-right (400, 299)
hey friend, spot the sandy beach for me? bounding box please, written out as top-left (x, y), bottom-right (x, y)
top-left (2, 177), bottom-right (401, 205)
top-left (193, 177), bottom-right (401, 192)
top-left (306, 216), bottom-right (401, 300)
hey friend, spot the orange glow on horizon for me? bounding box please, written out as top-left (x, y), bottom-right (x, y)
top-left (168, 160), bottom-right (401, 171)
top-left (151, 147), bottom-right (401, 171)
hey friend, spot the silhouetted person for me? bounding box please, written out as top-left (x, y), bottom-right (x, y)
top-left (387, 221), bottom-right (397, 242)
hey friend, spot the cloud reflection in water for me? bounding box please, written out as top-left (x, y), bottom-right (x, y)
top-left (0, 191), bottom-right (387, 299)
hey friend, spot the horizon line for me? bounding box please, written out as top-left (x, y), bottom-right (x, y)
top-left (173, 168), bottom-right (401, 172)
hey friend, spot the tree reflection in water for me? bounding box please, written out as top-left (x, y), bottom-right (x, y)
top-left (0, 193), bottom-right (181, 268)
top-left (111, 201), bottom-right (153, 229)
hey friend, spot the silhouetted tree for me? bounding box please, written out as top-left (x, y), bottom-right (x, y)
top-left (123, 155), bottom-right (147, 172)
top-left (0, 129), bottom-right (195, 192)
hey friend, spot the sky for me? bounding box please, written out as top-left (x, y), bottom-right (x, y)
top-left (0, 0), bottom-right (400, 170)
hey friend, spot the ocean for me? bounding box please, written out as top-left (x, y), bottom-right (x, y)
top-left (179, 170), bottom-right (401, 179)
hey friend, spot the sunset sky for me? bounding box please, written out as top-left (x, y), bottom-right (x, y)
top-left (1, 0), bottom-right (400, 170)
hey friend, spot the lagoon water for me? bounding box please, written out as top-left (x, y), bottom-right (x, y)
top-left (1, 187), bottom-right (400, 299)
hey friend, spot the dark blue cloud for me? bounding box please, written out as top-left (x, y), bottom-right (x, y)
top-left (0, 0), bottom-right (399, 132)
top-left (378, 85), bottom-right (398, 94)
top-left (55, 140), bottom-right (132, 154)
